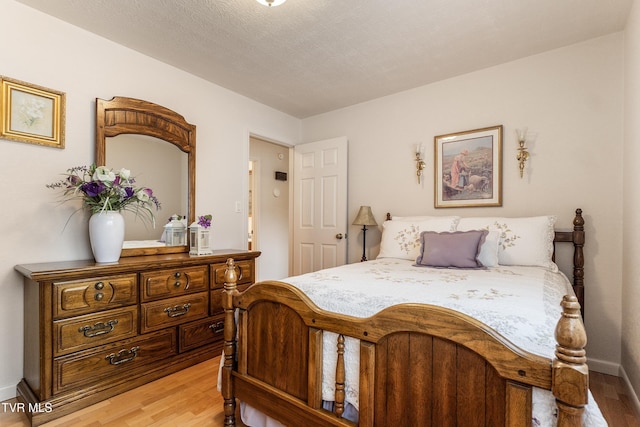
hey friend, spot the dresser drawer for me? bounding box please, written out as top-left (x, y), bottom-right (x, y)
top-left (210, 283), bottom-right (250, 315)
top-left (53, 306), bottom-right (138, 357)
top-left (52, 329), bottom-right (177, 394)
top-left (141, 266), bottom-right (208, 302)
top-left (179, 314), bottom-right (225, 353)
top-left (140, 292), bottom-right (208, 333)
top-left (53, 274), bottom-right (138, 319)
top-left (210, 260), bottom-right (254, 289)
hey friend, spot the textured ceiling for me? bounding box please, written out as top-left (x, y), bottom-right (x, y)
top-left (15, 0), bottom-right (633, 118)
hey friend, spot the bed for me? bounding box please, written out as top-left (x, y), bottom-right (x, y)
top-left (220, 208), bottom-right (606, 426)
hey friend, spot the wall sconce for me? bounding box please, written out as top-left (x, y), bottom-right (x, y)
top-left (352, 206), bottom-right (378, 262)
top-left (415, 143), bottom-right (426, 184)
top-left (516, 128), bottom-right (529, 178)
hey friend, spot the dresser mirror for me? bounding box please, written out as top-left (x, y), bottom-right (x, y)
top-left (96, 96), bottom-right (196, 257)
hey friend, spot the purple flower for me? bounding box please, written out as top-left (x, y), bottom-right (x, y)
top-left (198, 215), bottom-right (212, 228)
top-left (81, 181), bottom-right (106, 197)
top-left (66, 175), bottom-right (81, 187)
top-left (123, 187), bottom-right (135, 199)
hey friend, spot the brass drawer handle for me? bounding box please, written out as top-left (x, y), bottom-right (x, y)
top-left (105, 346), bottom-right (140, 365)
top-left (173, 271), bottom-right (189, 289)
top-left (164, 303), bottom-right (191, 318)
top-left (78, 319), bottom-right (119, 338)
top-left (209, 321), bottom-right (225, 334)
top-left (94, 281), bottom-right (106, 301)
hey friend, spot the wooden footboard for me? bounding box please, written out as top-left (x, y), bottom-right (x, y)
top-left (221, 260), bottom-right (588, 427)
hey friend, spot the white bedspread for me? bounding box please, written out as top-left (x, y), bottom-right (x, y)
top-left (279, 258), bottom-right (607, 427)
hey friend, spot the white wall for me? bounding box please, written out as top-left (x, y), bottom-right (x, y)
top-left (302, 34), bottom-right (625, 373)
top-left (623, 0), bottom-right (640, 408)
top-left (0, 0), bottom-right (300, 401)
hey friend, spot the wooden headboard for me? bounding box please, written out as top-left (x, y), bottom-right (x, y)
top-left (384, 208), bottom-right (585, 316)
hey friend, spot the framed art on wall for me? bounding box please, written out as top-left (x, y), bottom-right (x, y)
top-left (434, 125), bottom-right (502, 208)
top-left (1, 77), bottom-right (65, 148)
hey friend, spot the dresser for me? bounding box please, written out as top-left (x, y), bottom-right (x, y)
top-left (15, 249), bottom-right (260, 426)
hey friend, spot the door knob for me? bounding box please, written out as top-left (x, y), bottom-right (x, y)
top-left (335, 233), bottom-right (344, 240)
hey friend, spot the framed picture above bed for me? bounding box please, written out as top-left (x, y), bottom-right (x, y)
top-left (434, 124), bottom-right (502, 208)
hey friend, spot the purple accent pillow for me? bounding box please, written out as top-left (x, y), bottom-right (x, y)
top-left (415, 230), bottom-right (489, 268)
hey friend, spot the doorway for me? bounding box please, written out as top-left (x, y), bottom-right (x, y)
top-left (249, 136), bottom-right (291, 281)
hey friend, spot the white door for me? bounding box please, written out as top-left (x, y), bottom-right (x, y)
top-left (293, 137), bottom-right (348, 275)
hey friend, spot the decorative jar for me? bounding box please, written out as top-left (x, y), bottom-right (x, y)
top-left (89, 211), bottom-right (125, 263)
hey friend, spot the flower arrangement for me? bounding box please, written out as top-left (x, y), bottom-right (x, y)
top-left (47, 164), bottom-right (161, 226)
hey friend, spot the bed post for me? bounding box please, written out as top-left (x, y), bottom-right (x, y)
top-left (552, 295), bottom-right (588, 427)
top-left (222, 258), bottom-right (239, 427)
top-left (334, 334), bottom-right (346, 417)
top-left (572, 209), bottom-right (585, 317)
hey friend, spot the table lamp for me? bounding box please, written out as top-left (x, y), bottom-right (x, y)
top-left (352, 206), bottom-right (378, 262)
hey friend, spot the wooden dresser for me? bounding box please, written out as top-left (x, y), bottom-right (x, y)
top-left (15, 249), bottom-right (260, 426)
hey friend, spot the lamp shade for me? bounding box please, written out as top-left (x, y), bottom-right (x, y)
top-left (352, 206), bottom-right (378, 226)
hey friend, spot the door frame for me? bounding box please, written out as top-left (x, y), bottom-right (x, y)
top-left (245, 133), bottom-right (347, 278)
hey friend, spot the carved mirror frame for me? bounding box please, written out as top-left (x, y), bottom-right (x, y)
top-left (96, 96), bottom-right (196, 257)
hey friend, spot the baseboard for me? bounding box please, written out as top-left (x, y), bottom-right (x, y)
top-left (620, 366), bottom-right (640, 418)
top-left (0, 383), bottom-right (17, 403)
top-left (589, 358), bottom-right (640, 416)
top-left (588, 357), bottom-right (620, 375)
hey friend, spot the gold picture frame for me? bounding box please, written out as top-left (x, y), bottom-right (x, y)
top-left (434, 125), bottom-right (502, 208)
top-left (1, 77), bottom-right (65, 148)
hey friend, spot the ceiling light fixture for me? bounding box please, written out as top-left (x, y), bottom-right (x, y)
top-left (256, 0), bottom-right (286, 6)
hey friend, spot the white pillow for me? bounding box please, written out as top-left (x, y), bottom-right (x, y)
top-left (378, 217), bottom-right (459, 260)
top-left (392, 215), bottom-right (460, 223)
top-left (477, 230), bottom-right (500, 267)
top-left (457, 216), bottom-right (557, 271)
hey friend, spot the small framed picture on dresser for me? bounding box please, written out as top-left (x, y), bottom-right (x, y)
top-left (1, 76), bottom-right (65, 148)
top-left (434, 125), bottom-right (502, 208)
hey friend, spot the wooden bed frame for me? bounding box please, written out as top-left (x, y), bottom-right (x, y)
top-left (221, 208), bottom-right (587, 427)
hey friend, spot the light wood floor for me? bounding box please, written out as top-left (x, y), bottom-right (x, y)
top-left (590, 371), bottom-right (640, 427)
top-left (0, 357), bottom-right (246, 427)
top-left (1, 357), bottom-right (638, 426)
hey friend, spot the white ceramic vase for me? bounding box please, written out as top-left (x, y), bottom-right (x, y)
top-left (89, 211), bottom-right (125, 263)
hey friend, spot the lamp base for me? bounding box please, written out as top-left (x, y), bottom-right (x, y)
top-left (360, 225), bottom-right (368, 262)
